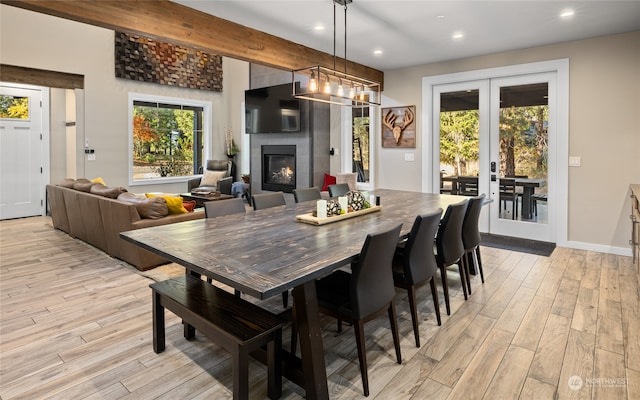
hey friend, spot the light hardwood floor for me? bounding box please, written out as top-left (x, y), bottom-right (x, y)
top-left (1, 216), bottom-right (638, 399)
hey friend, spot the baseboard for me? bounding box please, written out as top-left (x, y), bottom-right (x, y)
top-left (563, 240), bottom-right (632, 257)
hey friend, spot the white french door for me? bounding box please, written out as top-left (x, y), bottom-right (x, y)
top-left (0, 84), bottom-right (46, 220)
top-left (425, 61), bottom-right (567, 243)
top-left (488, 73), bottom-right (556, 241)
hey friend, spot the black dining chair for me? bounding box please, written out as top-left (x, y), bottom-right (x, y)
top-left (327, 183), bottom-right (350, 197)
top-left (252, 192), bottom-right (286, 210)
top-left (204, 197), bottom-right (246, 218)
top-left (461, 194), bottom-right (486, 292)
top-left (392, 210), bottom-right (443, 347)
top-left (435, 200), bottom-right (469, 315)
top-left (293, 186), bottom-right (322, 203)
top-left (315, 224), bottom-right (403, 397)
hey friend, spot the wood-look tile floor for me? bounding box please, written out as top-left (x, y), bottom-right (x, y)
top-left (1, 216), bottom-right (638, 399)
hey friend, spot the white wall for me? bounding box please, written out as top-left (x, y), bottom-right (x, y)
top-left (0, 5), bottom-right (249, 193)
top-left (380, 31), bottom-right (640, 252)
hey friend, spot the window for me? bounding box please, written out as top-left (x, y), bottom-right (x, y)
top-left (129, 94), bottom-right (210, 184)
top-left (0, 95), bottom-right (29, 119)
top-left (352, 107), bottom-right (370, 183)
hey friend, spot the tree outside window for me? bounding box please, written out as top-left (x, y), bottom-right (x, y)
top-left (130, 96), bottom-right (207, 181)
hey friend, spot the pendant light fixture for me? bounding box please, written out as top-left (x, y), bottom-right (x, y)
top-left (292, 0), bottom-right (381, 107)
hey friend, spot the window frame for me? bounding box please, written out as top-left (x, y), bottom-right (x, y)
top-left (128, 92), bottom-right (211, 186)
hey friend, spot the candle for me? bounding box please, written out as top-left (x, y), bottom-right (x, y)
top-left (317, 200), bottom-right (327, 218)
top-left (338, 196), bottom-right (348, 213)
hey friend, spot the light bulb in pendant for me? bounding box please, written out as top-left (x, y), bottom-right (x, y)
top-left (337, 80), bottom-right (344, 97)
top-left (323, 80), bottom-right (331, 94)
top-left (309, 72), bottom-right (318, 92)
top-left (348, 85), bottom-right (355, 99)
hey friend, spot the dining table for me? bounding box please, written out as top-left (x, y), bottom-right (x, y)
top-left (120, 189), bottom-right (467, 400)
top-left (441, 175), bottom-right (546, 220)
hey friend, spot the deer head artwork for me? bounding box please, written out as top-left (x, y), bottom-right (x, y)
top-left (383, 107), bottom-right (415, 144)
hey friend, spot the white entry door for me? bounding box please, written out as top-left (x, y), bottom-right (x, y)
top-left (0, 85), bottom-right (45, 220)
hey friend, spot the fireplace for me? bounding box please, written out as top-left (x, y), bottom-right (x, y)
top-left (262, 145), bottom-right (296, 193)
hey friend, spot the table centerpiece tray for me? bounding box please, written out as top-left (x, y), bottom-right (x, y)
top-left (296, 205), bottom-right (382, 226)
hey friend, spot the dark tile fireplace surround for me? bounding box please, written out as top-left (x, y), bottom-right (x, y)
top-left (250, 100), bottom-right (330, 195)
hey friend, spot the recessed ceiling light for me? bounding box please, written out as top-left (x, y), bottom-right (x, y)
top-left (560, 9), bottom-right (575, 18)
top-left (436, 15), bottom-right (445, 20)
top-left (452, 32), bottom-right (464, 40)
top-left (314, 24), bottom-right (325, 32)
top-left (373, 49), bottom-right (383, 56)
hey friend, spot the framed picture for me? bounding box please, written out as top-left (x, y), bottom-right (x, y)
top-left (381, 105), bottom-right (416, 148)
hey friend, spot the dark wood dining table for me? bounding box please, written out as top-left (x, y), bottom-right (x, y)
top-left (441, 175), bottom-right (546, 219)
top-left (120, 189), bottom-right (467, 400)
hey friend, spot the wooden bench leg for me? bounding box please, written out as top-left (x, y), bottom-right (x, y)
top-left (232, 344), bottom-right (249, 400)
top-left (268, 330), bottom-right (283, 400)
top-left (152, 290), bottom-right (165, 353)
top-left (183, 322), bottom-right (195, 340)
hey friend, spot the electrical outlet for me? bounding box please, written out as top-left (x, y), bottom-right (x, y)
top-left (405, 153), bottom-right (414, 162)
top-left (87, 154), bottom-right (96, 161)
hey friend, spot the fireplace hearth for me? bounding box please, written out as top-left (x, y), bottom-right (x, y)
top-left (262, 145), bottom-right (296, 193)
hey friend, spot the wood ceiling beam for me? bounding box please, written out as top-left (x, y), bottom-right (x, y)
top-left (0, 64), bottom-right (84, 89)
top-left (2, 0), bottom-right (384, 88)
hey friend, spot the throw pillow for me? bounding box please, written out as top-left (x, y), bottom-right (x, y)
top-left (200, 170), bottom-right (227, 188)
top-left (145, 193), bottom-right (188, 214)
top-left (183, 200), bottom-right (196, 212)
top-left (118, 192), bottom-right (169, 219)
top-left (322, 173), bottom-right (336, 191)
top-left (91, 176), bottom-right (106, 185)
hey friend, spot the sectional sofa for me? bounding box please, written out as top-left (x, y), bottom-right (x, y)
top-left (46, 181), bottom-right (204, 270)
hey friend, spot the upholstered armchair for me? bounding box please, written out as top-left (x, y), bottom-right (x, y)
top-left (187, 160), bottom-right (233, 195)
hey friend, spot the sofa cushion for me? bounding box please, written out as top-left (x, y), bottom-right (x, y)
top-left (73, 179), bottom-right (98, 192)
top-left (200, 169), bottom-right (227, 187)
top-left (118, 192), bottom-right (169, 219)
top-left (90, 184), bottom-right (127, 199)
top-left (59, 178), bottom-right (77, 188)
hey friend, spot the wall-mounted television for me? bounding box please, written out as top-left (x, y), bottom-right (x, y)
top-left (245, 83), bottom-right (302, 134)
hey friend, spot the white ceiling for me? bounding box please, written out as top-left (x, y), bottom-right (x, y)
top-left (173, 0), bottom-right (640, 71)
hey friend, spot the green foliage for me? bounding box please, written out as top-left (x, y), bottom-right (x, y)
top-left (132, 104), bottom-right (199, 179)
top-left (440, 110), bottom-right (479, 175)
top-left (0, 96), bottom-right (29, 119)
top-left (154, 157), bottom-right (191, 177)
top-left (353, 116), bottom-right (370, 171)
top-left (439, 105), bottom-right (548, 181)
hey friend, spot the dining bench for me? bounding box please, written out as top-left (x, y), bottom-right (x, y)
top-left (150, 275), bottom-right (284, 400)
